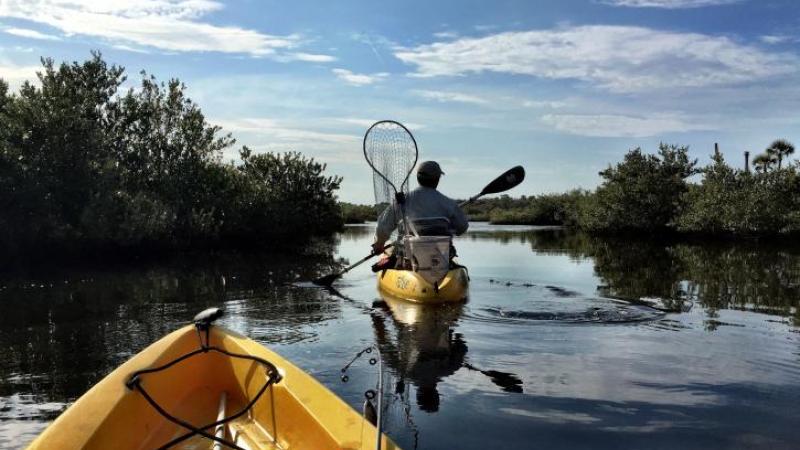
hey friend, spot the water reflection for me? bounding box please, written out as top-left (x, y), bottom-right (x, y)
top-left (2, 224), bottom-right (799, 450)
top-left (0, 245), bottom-right (344, 418)
top-left (454, 225), bottom-right (800, 323)
top-left (372, 292), bottom-right (522, 413)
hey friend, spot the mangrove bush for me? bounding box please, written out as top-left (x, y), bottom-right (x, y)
top-left (0, 53), bottom-right (343, 255)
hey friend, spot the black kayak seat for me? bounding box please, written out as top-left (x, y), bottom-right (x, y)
top-left (409, 217), bottom-right (453, 236)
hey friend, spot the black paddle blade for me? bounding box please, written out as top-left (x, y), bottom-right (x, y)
top-left (312, 273), bottom-right (341, 286)
top-left (482, 369), bottom-right (524, 393)
top-left (480, 165), bottom-right (525, 196)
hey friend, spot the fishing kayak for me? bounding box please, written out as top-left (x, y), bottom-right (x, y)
top-left (377, 267), bottom-right (469, 303)
top-left (28, 308), bottom-right (398, 450)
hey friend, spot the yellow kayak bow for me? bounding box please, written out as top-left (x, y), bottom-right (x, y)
top-left (28, 308), bottom-right (399, 450)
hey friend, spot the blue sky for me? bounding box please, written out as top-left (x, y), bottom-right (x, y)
top-left (1, 0), bottom-right (799, 203)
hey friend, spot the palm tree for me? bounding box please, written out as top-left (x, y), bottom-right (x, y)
top-left (752, 152), bottom-right (778, 173)
top-left (765, 138), bottom-right (795, 170)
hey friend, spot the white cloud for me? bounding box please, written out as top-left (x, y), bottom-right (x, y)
top-left (336, 118), bottom-right (383, 128)
top-left (522, 99), bottom-right (567, 109)
top-left (0, 60), bottom-right (39, 89)
top-left (336, 118), bottom-right (425, 130)
top-left (432, 31), bottom-right (459, 39)
top-left (212, 117), bottom-right (360, 145)
top-left (286, 52), bottom-right (336, 62)
top-left (3, 27), bottom-right (60, 40)
top-left (395, 25), bottom-right (798, 92)
top-left (210, 117), bottom-right (366, 166)
top-left (601, 0), bottom-right (742, 7)
top-left (110, 44), bottom-right (150, 54)
top-left (413, 89), bottom-right (488, 105)
top-left (760, 35), bottom-right (795, 45)
top-left (541, 113), bottom-right (713, 137)
top-left (331, 68), bottom-right (388, 86)
top-left (0, 0), bottom-right (297, 56)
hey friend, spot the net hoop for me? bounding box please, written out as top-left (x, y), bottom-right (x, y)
top-left (363, 120), bottom-right (419, 201)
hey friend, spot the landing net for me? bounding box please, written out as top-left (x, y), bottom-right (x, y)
top-left (363, 120), bottom-right (419, 205)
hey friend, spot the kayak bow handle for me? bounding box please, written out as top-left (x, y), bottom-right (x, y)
top-left (194, 307), bottom-right (224, 327)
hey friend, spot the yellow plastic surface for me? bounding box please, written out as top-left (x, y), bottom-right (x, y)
top-left (377, 267), bottom-right (469, 303)
top-left (27, 325), bottom-right (399, 450)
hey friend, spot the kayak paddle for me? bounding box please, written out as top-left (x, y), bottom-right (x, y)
top-left (312, 165), bottom-right (526, 286)
top-left (313, 243), bottom-right (394, 286)
top-left (461, 165), bottom-right (526, 205)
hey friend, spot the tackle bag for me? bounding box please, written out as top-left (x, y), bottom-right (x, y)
top-left (404, 235), bottom-right (451, 285)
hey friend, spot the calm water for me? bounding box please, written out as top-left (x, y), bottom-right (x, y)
top-left (1, 224), bottom-right (799, 449)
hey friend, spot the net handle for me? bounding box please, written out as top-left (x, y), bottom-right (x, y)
top-left (362, 120), bottom-right (419, 197)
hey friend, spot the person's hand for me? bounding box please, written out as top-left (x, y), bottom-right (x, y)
top-left (371, 242), bottom-right (385, 255)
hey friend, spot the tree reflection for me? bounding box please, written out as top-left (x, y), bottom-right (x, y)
top-left (476, 227), bottom-right (800, 321)
top-left (0, 244), bottom-right (343, 407)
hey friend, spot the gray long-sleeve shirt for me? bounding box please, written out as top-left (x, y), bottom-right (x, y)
top-left (375, 186), bottom-right (469, 243)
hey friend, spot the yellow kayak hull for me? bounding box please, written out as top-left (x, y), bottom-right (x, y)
top-left (377, 267), bottom-right (469, 303)
top-left (27, 325), bottom-right (398, 450)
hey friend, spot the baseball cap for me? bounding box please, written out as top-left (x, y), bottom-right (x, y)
top-left (417, 161), bottom-right (444, 176)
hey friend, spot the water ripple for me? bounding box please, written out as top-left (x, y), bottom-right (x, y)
top-left (466, 304), bottom-right (664, 324)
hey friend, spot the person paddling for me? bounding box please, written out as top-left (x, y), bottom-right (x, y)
top-left (372, 161), bottom-right (469, 258)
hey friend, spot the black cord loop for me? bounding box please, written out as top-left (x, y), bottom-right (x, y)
top-left (126, 324), bottom-right (282, 450)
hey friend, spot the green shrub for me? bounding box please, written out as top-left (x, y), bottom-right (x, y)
top-left (0, 53), bottom-right (344, 255)
top-left (234, 150), bottom-right (343, 239)
top-left (578, 144), bottom-right (698, 233)
top-left (461, 191), bottom-right (587, 226)
top-left (340, 203), bottom-right (378, 223)
top-left (677, 151), bottom-right (800, 235)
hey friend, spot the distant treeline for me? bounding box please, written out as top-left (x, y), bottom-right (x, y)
top-left (0, 53), bottom-right (343, 257)
top-left (462, 193), bottom-right (581, 225)
top-left (346, 141), bottom-right (800, 238)
top-left (340, 202), bottom-right (381, 224)
top-left (342, 194), bottom-right (582, 225)
top-left (470, 142), bottom-right (800, 237)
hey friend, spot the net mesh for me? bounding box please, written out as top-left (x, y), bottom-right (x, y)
top-left (363, 121), bottom-right (418, 205)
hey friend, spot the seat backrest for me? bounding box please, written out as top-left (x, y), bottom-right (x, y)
top-left (409, 216), bottom-right (452, 236)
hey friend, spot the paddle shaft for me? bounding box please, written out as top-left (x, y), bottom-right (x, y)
top-left (460, 195), bottom-right (483, 207)
top-left (334, 243), bottom-right (393, 278)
